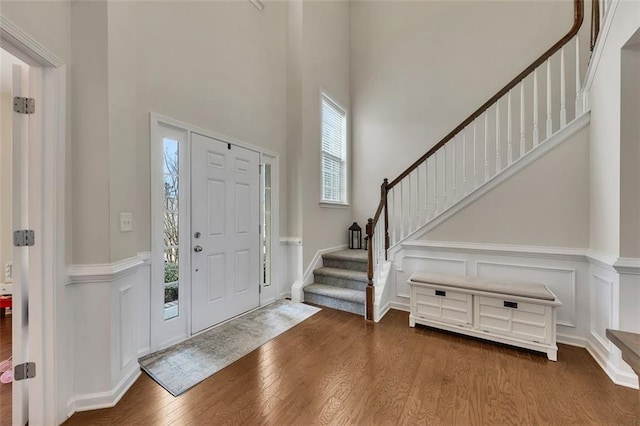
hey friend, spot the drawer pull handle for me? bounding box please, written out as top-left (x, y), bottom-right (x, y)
top-left (504, 301), bottom-right (518, 309)
top-left (435, 290), bottom-right (446, 297)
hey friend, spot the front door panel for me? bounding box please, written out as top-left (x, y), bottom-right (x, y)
top-left (191, 134), bottom-right (259, 334)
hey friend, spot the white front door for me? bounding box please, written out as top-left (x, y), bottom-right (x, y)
top-left (190, 133), bottom-right (260, 334)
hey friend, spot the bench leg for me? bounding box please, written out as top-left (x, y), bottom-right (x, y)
top-left (0, 308), bottom-right (4, 318)
top-left (547, 348), bottom-right (558, 362)
top-left (409, 316), bottom-right (415, 327)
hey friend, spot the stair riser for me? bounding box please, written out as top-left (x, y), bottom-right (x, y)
top-left (322, 258), bottom-right (368, 273)
top-left (313, 273), bottom-right (367, 291)
top-left (304, 292), bottom-right (365, 316)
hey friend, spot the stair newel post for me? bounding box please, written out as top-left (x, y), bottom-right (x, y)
top-left (366, 218), bottom-right (374, 321)
top-left (382, 179), bottom-right (389, 260)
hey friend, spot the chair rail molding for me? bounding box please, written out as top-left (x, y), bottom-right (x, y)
top-left (66, 252), bottom-right (150, 284)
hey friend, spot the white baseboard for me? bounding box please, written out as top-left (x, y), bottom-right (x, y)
top-left (278, 291), bottom-right (291, 300)
top-left (375, 301), bottom-right (392, 323)
top-left (291, 280), bottom-right (304, 303)
top-left (389, 301), bottom-right (410, 312)
top-left (556, 333), bottom-right (588, 348)
top-left (67, 364), bottom-right (141, 416)
top-left (586, 338), bottom-right (639, 389)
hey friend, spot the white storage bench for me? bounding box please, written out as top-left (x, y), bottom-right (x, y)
top-left (408, 272), bottom-right (562, 361)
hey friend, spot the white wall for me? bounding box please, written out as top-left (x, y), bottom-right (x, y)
top-left (350, 0), bottom-right (591, 223)
top-left (300, 0), bottom-right (352, 269)
top-left (619, 38), bottom-right (640, 258)
top-left (130, 0), bottom-right (289, 258)
top-left (71, 1), bottom-right (111, 264)
top-left (585, 0), bottom-right (640, 257)
top-left (423, 125), bottom-right (590, 248)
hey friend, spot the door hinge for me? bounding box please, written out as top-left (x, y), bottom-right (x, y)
top-left (13, 97), bottom-right (35, 114)
top-left (13, 230), bottom-right (35, 247)
top-left (14, 362), bottom-right (36, 381)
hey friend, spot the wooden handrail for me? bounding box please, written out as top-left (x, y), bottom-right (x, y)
top-left (365, 0), bottom-right (585, 322)
top-left (388, 0), bottom-right (584, 190)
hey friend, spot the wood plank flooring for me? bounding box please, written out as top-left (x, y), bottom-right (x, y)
top-left (64, 307), bottom-right (640, 425)
top-left (0, 314), bottom-right (11, 426)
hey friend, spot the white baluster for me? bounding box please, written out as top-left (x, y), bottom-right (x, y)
top-left (575, 35), bottom-right (583, 116)
top-left (520, 81), bottom-right (526, 156)
top-left (443, 147), bottom-right (447, 207)
top-left (424, 161), bottom-right (429, 222)
top-left (400, 181), bottom-right (405, 240)
top-left (416, 166), bottom-right (420, 226)
top-left (495, 100), bottom-right (501, 174)
top-left (473, 121), bottom-right (478, 187)
top-left (452, 135), bottom-right (457, 199)
top-left (433, 155), bottom-right (438, 214)
top-left (546, 58), bottom-right (553, 138)
top-left (408, 172), bottom-right (412, 234)
top-left (391, 188), bottom-right (396, 245)
top-left (560, 46), bottom-right (567, 127)
top-left (484, 112), bottom-right (489, 180)
top-left (533, 69), bottom-right (539, 146)
top-left (508, 91), bottom-right (513, 165)
top-left (462, 132), bottom-right (467, 194)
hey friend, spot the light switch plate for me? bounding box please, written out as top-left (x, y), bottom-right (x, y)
top-left (120, 212), bottom-right (133, 232)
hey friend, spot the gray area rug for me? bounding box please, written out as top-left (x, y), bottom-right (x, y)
top-left (139, 300), bottom-right (321, 396)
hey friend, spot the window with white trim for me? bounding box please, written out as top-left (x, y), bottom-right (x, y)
top-left (321, 93), bottom-right (348, 204)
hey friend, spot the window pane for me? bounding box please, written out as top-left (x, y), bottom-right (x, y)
top-left (164, 213), bottom-right (179, 247)
top-left (164, 175), bottom-right (179, 211)
top-left (322, 153), bottom-right (343, 202)
top-left (321, 95), bottom-right (346, 203)
top-left (163, 138), bottom-right (179, 175)
top-left (164, 248), bottom-right (179, 320)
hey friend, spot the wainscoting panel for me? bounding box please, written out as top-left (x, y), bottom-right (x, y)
top-left (476, 261), bottom-right (576, 327)
top-left (119, 285), bottom-right (135, 370)
top-left (395, 255), bottom-right (467, 299)
top-left (590, 272), bottom-right (614, 355)
top-left (386, 242), bottom-right (591, 349)
top-left (66, 253), bottom-right (150, 416)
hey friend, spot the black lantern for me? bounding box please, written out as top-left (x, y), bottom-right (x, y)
top-left (349, 222), bottom-right (362, 249)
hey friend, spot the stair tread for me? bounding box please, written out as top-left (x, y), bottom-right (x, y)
top-left (314, 267), bottom-right (368, 282)
top-left (304, 284), bottom-right (366, 304)
top-left (322, 249), bottom-right (368, 263)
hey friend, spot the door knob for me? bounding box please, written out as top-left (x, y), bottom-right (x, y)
top-left (194, 245), bottom-right (203, 253)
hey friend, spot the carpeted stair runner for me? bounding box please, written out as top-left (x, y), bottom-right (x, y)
top-left (304, 249), bottom-right (367, 316)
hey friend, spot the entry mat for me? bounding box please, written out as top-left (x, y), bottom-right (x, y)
top-left (139, 300), bottom-right (321, 396)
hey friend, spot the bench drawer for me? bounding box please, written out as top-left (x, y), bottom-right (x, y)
top-left (476, 296), bottom-right (551, 344)
top-left (413, 286), bottom-right (472, 328)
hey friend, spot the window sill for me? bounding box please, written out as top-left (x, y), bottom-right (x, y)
top-left (319, 201), bottom-right (350, 209)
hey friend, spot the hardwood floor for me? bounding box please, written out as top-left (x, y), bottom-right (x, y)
top-left (0, 314), bottom-right (11, 426)
top-left (65, 307), bottom-right (639, 425)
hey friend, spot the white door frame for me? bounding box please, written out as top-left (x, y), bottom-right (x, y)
top-left (149, 113), bottom-right (281, 351)
top-left (1, 16), bottom-right (67, 425)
